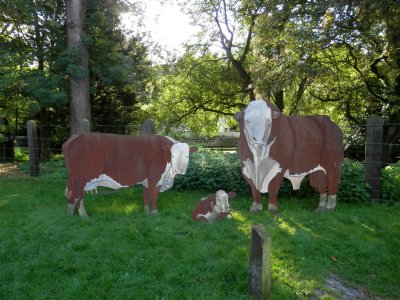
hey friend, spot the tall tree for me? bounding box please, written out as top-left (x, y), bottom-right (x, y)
top-left (66, 0), bottom-right (91, 135)
top-left (180, 0), bottom-right (259, 102)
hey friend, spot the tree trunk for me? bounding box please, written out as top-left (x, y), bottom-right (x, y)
top-left (39, 108), bottom-right (51, 161)
top-left (273, 90), bottom-right (285, 112)
top-left (66, 0), bottom-right (91, 136)
top-left (0, 118), bottom-right (14, 162)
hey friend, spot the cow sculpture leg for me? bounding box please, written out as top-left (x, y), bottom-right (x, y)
top-left (249, 186), bottom-right (262, 213)
top-left (310, 170), bottom-right (338, 212)
top-left (267, 174), bottom-right (284, 215)
top-left (143, 186), bottom-right (160, 215)
top-left (66, 197), bottom-right (89, 217)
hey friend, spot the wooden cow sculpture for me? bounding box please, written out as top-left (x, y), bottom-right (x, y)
top-left (234, 100), bottom-right (343, 215)
top-left (192, 190), bottom-right (236, 223)
top-left (62, 133), bottom-right (197, 216)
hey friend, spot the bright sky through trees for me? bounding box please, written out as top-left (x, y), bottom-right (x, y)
top-left (122, 1), bottom-right (199, 59)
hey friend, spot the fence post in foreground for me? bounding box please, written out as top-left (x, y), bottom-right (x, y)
top-left (27, 120), bottom-right (39, 176)
top-left (249, 224), bottom-right (271, 299)
top-left (142, 119), bottom-right (155, 134)
top-left (365, 116), bottom-right (383, 201)
top-left (78, 119), bottom-right (90, 133)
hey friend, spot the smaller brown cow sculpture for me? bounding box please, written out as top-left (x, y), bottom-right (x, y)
top-left (62, 133), bottom-right (197, 216)
top-left (234, 100), bottom-right (344, 215)
top-left (192, 190), bottom-right (236, 223)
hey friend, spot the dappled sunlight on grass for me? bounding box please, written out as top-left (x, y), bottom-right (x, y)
top-left (231, 211), bottom-right (247, 222)
top-left (277, 218), bottom-right (297, 235)
top-left (92, 201), bottom-right (141, 215)
top-left (283, 215), bottom-right (319, 238)
top-left (272, 256), bottom-right (317, 297)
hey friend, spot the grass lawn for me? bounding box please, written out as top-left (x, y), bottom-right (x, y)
top-left (0, 161), bottom-right (399, 299)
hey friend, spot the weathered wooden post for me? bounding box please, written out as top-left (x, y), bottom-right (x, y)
top-left (249, 224), bottom-right (271, 299)
top-left (78, 119), bottom-right (90, 133)
top-left (365, 116), bottom-right (384, 201)
top-left (27, 120), bottom-right (39, 176)
top-left (143, 119), bottom-right (155, 134)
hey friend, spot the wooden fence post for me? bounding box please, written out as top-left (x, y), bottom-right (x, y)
top-left (365, 116), bottom-right (383, 201)
top-left (142, 119), bottom-right (155, 134)
top-left (78, 119), bottom-right (90, 133)
top-left (27, 120), bottom-right (39, 176)
top-left (249, 224), bottom-right (271, 299)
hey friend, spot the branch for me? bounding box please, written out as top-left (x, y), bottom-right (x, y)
top-left (343, 42), bottom-right (387, 102)
top-left (370, 55), bottom-right (389, 85)
top-left (344, 100), bottom-right (362, 126)
top-left (309, 91), bottom-right (344, 102)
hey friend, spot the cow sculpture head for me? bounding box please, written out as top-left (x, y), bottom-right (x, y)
top-left (234, 100), bottom-right (281, 146)
top-left (170, 143), bottom-right (197, 175)
top-left (213, 190), bottom-right (235, 216)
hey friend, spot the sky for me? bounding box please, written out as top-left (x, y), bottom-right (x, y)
top-left (121, 1), bottom-right (199, 59)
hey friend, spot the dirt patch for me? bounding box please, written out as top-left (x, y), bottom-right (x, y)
top-left (314, 274), bottom-right (386, 300)
top-left (0, 163), bottom-right (25, 178)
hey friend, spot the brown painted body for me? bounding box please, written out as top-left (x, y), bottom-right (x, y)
top-left (62, 133), bottom-right (192, 215)
top-left (191, 191), bottom-right (236, 223)
top-left (235, 100), bottom-right (344, 213)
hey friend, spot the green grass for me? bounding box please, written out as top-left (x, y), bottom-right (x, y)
top-left (0, 162), bottom-right (399, 299)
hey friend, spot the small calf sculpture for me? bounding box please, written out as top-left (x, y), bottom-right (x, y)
top-left (192, 190), bottom-right (236, 223)
top-left (234, 100), bottom-right (344, 215)
top-left (62, 133), bottom-right (197, 216)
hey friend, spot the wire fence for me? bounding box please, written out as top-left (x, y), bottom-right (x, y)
top-left (1, 117), bottom-right (400, 200)
top-left (1, 121), bottom-right (399, 162)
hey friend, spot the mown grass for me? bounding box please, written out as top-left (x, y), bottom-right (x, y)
top-left (0, 162), bottom-right (399, 299)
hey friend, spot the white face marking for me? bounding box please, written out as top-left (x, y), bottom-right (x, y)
top-left (170, 142), bottom-right (190, 174)
top-left (214, 190), bottom-right (230, 213)
top-left (244, 100), bottom-right (272, 146)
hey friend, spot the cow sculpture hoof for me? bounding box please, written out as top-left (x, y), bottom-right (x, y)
top-left (249, 202), bottom-right (263, 214)
top-left (150, 209), bottom-right (159, 215)
top-left (315, 206), bottom-right (329, 212)
top-left (67, 203), bottom-right (76, 217)
top-left (268, 209), bottom-right (280, 216)
top-left (267, 203), bottom-right (279, 216)
top-left (144, 206), bottom-right (151, 215)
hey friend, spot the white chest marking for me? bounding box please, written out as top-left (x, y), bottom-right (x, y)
top-left (242, 136), bottom-right (282, 193)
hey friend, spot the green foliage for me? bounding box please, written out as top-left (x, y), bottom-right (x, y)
top-left (337, 159), bottom-right (371, 203)
top-left (174, 150), bottom-right (250, 194)
top-left (175, 151), bottom-right (372, 203)
top-left (382, 161), bottom-right (400, 204)
top-left (145, 53), bottom-right (246, 137)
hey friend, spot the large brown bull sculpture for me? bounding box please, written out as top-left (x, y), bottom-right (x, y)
top-left (62, 133), bottom-right (197, 216)
top-left (234, 100), bottom-right (344, 215)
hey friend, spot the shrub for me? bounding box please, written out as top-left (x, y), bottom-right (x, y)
top-left (174, 150), bottom-right (250, 194)
top-left (175, 150), bottom-right (373, 203)
top-left (337, 159), bottom-right (370, 202)
top-left (382, 161), bottom-right (400, 204)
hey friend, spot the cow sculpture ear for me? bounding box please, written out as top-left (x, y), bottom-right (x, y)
top-left (272, 110), bottom-right (281, 119)
top-left (189, 146), bottom-right (198, 153)
top-left (227, 191), bottom-right (237, 199)
top-left (233, 112), bottom-right (243, 122)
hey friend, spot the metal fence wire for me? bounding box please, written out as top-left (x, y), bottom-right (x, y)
top-left (1, 117), bottom-right (399, 200)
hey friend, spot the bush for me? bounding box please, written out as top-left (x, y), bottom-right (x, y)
top-left (337, 159), bottom-right (370, 202)
top-left (174, 150), bottom-right (250, 194)
top-left (175, 150), bottom-right (372, 203)
top-left (382, 161), bottom-right (400, 204)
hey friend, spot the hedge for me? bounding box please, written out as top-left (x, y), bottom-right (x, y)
top-left (174, 149), bottom-right (399, 204)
